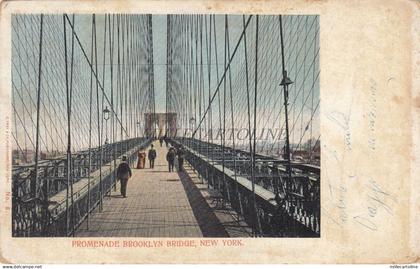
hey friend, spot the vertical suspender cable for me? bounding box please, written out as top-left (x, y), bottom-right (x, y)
top-left (33, 14), bottom-right (44, 199)
top-left (63, 14), bottom-right (71, 237)
top-left (242, 14), bottom-right (255, 236)
top-left (279, 15), bottom-right (292, 182)
top-left (191, 16), bottom-right (252, 139)
top-left (226, 15), bottom-right (244, 216)
top-left (150, 15), bottom-right (156, 132)
top-left (86, 14), bottom-right (95, 230)
top-left (253, 15), bottom-right (262, 236)
top-left (69, 14), bottom-right (76, 236)
top-left (116, 17), bottom-right (121, 146)
top-left (222, 15), bottom-right (229, 201)
top-left (164, 16), bottom-right (169, 135)
top-left (166, 15), bottom-right (169, 137)
top-left (101, 15), bottom-right (108, 193)
top-left (212, 15), bottom-right (223, 191)
top-left (123, 16), bottom-right (128, 151)
top-left (127, 17), bottom-right (132, 140)
top-left (208, 16), bottom-right (213, 167)
top-left (204, 15), bottom-right (211, 188)
top-left (109, 14), bottom-right (117, 191)
top-left (194, 16), bottom-right (198, 144)
top-left (199, 16), bottom-right (203, 142)
top-left (93, 14), bottom-right (104, 212)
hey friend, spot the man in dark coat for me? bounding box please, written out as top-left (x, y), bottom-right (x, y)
top-left (148, 144), bottom-right (157, 169)
top-left (177, 147), bottom-right (185, 172)
top-left (166, 147), bottom-right (176, 172)
top-left (116, 156), bottom-right (132, 198)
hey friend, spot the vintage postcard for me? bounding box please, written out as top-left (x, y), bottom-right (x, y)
top-left (0, 0), bottom-right (419, 264)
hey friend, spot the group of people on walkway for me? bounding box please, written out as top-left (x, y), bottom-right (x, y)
top-left (166, 145), bottom-right (184, 172)
top-left (145, 142), bottom-right (185, 172)
top-left (115, 139), bottom-right (186, 197)
top-left (159, 136), bottom-right (169, 147)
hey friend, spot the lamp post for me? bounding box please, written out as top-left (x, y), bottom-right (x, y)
top-left (280, 71), bottom-right (293, 180)
top-left (103, 106), bottom-right (110, 145)
top-left (279, 15), bottom-right (293, 202)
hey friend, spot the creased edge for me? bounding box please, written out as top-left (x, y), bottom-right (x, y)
top-left (0, 0), bottom-right (12, 264)
top-left (410, 0), bottom-right (420, 263)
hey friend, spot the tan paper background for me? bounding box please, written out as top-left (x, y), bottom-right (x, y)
top-left (0, 0), bottom-right (419, 264)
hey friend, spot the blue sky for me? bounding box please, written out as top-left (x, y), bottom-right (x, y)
top-left (152, 15), bottom-right (167, 112)
top-left (11, 14), bottom-right (319, 153)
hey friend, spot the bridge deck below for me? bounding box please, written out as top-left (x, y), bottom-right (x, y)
top-left (76, 143), bottom-right (250, 237)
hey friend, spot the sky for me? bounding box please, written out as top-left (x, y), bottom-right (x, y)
top-left (152, 15), bottom-right (167, 113)
top-left (11, 14), bottom-right (319, 154)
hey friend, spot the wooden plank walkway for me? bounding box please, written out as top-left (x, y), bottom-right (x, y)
top-left (75, 142), bottom-right (251, 237)
top-left (48, 143), bottom-right (147, 216)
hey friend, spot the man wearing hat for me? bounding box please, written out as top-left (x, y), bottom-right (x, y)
top-left (116, 156), bottom-right (132, 198)
top-left (148, 144), bottom-right (157, 169)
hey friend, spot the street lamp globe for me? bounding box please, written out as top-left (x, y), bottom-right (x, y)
top-left (189, 117), bottom-right (196, 125)
top-left (103, 106), bottom-right (110, 121)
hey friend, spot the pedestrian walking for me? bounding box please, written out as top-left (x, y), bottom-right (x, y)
top-left (159, 137), bottom-right (164, 147)
top-left (166, 147), bottom-right (176, 172)
top-left (164, 135), bottom-right (169, 147)
top-left (148, 144), bottom-right (157, 169)
top-left (177, 147), bottom-right (185, 172)
top-left (116, 156), bottom-right (132, 198)
top-left (136, 151), bottom-right (146, 169)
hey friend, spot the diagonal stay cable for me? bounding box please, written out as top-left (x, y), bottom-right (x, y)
top-left (64, 14), bottom-right (128, 137)
top-left (192, 15), bottom-right (253, 138)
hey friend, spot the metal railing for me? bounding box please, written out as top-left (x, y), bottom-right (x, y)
top-left (12, 137), bottom-right (152, 237)
top-left (172, 137), bottom-right (320, 237)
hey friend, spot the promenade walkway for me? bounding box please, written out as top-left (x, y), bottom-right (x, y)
top-left (76, 142), bottom-right (251, 237)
